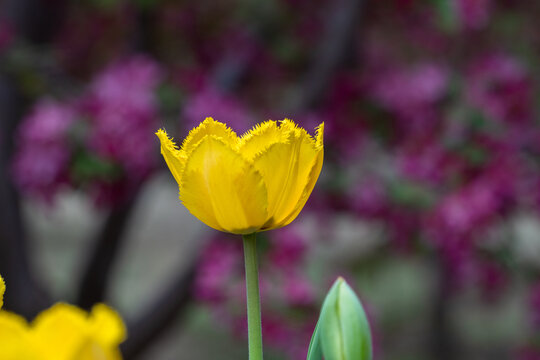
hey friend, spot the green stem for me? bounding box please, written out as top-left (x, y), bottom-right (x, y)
top-left (242, 233), bottom-right (263, 360)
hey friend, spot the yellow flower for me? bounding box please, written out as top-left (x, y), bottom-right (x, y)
top-left (156, 118), bottom-right (324, 234)
top-left (0, 303), bottom-right (126, 360)
top-left (0, 275), bottom-right (4, 309)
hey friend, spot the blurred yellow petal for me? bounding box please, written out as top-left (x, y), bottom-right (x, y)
top-left (0, 310), bottom-right (28, 337)
top-left (90, 304), bottom-right (126, 347)
top-left (32, 303), bottom-right (89, 359)
top-left (0, 302), bottom-right (126, 360)
top-left (72, 340), bottom-right (122, 360)
top-left (156, 129), bottom-right (185, 185)
top-left (238, 120), bottom-right (289, 161)
top-left (181, 136), bottom-right (268, 234)
top-left (252, 121), bottom-right (323, 229)
top-left (0, 275), bottom-right (4, 309)
top-left (180, 117), bottom-right (239, 157)
top-left (0, 311), bottom-right (39, 360)
top-left (32, 302), bottom-right (126, 360)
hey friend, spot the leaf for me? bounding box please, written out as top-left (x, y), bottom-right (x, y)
top-left (306, 320), bottom-right (322, 360)
top-left (317, 277), bottom-right (372, 360)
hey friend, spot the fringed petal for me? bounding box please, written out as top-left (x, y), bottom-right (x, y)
top-left (156, 129), bottom-right (185, 185)
top-left (238, 120), bottom-right (289, 161)
top-left (180, 117), bottom-right (239, 157)
top-left (251, 121), bottom-right (324, 229)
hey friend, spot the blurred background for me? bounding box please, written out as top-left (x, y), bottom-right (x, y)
top-left (1, 0), bottom-right (539, 359)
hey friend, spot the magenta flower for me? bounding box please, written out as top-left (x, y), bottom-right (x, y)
top-left (368, 63), bottom-right (448, 133)
top-left (13, 56), bottom-right (163, 207)
top-left (455, 0), bottom-right (492, 30)
top-left (465, 54), bottom-right (533, 125)
top-left (12, 99), bottom-right (76, 202)
top-left (182, 85), bottom-right (253, 134)
top-left (83, 56), bottom-right (162, 181)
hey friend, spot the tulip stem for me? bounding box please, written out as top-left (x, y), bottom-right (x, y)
top-left (242, 233), bottom-right (263, 360)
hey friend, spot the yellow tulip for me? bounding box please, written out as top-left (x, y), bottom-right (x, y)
top-left (156, 118), bottom-right (324, 234)
top-left (0, 275), bottom-right (4, 309)
top-left (0, 303), bottom-right (126, 360)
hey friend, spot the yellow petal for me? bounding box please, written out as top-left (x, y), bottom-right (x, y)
top-left (252, 121), bottom-right (324, 229)
top-left (156, 129), bottom-right (185, 185)
top-left (180, 117), bottom-right (239, 157)
top-left (272, 143), bottom-right (323, 228)
top-left (0, 310), bottom-right (28, 337)
top-left (180, 136), bottom-right (268, 234)
top-left (72, 342), bottom-right (123, 360)
top-left (0, 275), bottom-right (4, 309)
top-left (315, 121), bottom-right (324, 149)
top-left (0, 311), bottom-right (37, 360)
top-left (90, 304), bottom-right (126, 347)
top-left (275, 123), bottom-right (324, 228)
top-left (32, 303), bottom-right (89, 359)
top-left (238, 120), bottom-right (289, 161)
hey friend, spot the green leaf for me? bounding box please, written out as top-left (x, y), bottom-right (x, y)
top-left (306, 320), bottom-right (322, 360)
top-left (432, 0), bottom-right (459, 33)
top-left (71, 150), bottom-right (122, 182)
top-left (317, 277), bottom-right (372, 360)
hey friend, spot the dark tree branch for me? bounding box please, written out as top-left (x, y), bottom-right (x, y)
top-left (75, 2), bottom-right (160, 312)
top-left (292, 0), bottom-right (364, 111)
top-left (430, 260), bottom-right (456, 360)
top-left (130, 5), bottom-right (158, 55)
top-left (0, 0), bottom-right (67, 318)
top-left (0, 73), bottom-right (52, 318)
top-left (76, 195), bottom-right (139, 310)
top-left (121, 262), bottom-right (197, 359)
top-left (3, 0), bottom-right (67, 44)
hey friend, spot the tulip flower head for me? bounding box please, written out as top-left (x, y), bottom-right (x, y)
top-left (156, 118), bottom-right (324, 234)
top-left (0, 303), bottom-right (126, 360)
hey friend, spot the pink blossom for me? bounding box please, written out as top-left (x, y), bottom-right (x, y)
top-left (465, 54), bottom-right (532, 125)
top-left (82, 56), bottom-right (162, 182)
top-left (0, 20), bottom-right (14, 54)
top-left (350, 177), bottom-right (388, 218)
top-left (371, 64), bottom-right (448, 110)
top-left (267, 228), bottom-right (308, 270)
top-left (368, 63), bottom-right (448, 133)
top-left (12, 100), bottom-right (76, 202)
top-left (182, 85), bottom-right (253, 135)
top-left (396, 140), bottom-right (460, 185)
top-left (455, 0), bottom-right (492, 30)
top-left (517, 347), bottom-right (540, 360)
top-left (194, 235), bottom-right (243, 303)
top-left (476, 260), bottom-right (508, 302)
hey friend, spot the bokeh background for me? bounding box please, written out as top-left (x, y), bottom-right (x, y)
top-left (1, 0), bottom-right (540, 359)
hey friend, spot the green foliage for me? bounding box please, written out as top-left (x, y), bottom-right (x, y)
top-left (431, 0), bottom-right (459, 32)
top-left (72, 150), bottom-right (122, 183)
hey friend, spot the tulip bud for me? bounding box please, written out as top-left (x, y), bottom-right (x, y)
top-left (307, 277), bottom-right (372, 360)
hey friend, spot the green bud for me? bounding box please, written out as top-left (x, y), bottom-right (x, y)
top-left (307, 277), bottom-right (372, 360)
